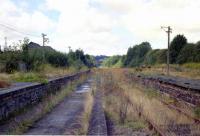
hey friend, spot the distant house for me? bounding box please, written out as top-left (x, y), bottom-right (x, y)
top-left (28, 42), bottom-right (55, 52)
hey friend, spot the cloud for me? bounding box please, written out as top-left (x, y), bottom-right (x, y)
top-left (46, 0), bottom-right (200, 55)
top-left (0, 0), bottom-right (55, 46)
top-left (1, 0), bottom-right (200, 55)
top-left (45, 0), bottom-right (121, 55)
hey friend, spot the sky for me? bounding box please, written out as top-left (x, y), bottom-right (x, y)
top-left (0, 0), bottom-right (200, 55)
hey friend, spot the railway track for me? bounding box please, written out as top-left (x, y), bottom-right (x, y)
top-left (138, 82), bottom-right (200, 124)
top-left (159, 98), bottom-right (200, 124)
top-left (128, 89), bottom-right (199, 136)
top-left (124, 72), bottom-right (200, 135)
top-left (129, 103), bottom-right (166, 136)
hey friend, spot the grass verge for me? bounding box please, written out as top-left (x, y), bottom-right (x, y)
top-left (0, 64), bottom-right (89, 83)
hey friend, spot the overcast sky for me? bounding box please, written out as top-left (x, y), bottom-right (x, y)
top-left (0, 0), bottom-right (200, 55)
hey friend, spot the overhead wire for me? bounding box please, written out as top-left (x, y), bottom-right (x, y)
top-left (0, 23), bottom-right (41, 38)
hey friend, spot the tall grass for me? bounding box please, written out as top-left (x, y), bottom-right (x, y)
top-left (78, 91), bottom-right (94, 134)
top-left (94, 71), bottom-right (150, 134)
top-left (96, 68), bottom-right (200, 135)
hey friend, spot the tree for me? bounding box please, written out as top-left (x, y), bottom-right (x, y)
top-left (102, 55), bottom-right (122, 67)
top-left (194, 41), bottom-right (200, 62)
top-left (177, 44), bottom-right (195, 64)
top-left (145, 49), bottom-right (160, 65)
top-left (170, 34), bottom-right (187, 64)
top-left (156, 49), bottom-right (167, 64)
top-left (47, 52), bottom-right (68, 67)
top-left (123, 42), bottom-right (152, 67)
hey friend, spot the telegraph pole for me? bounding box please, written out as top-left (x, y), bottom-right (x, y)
top-left (41, 33), bottom-right (49, 62)
top-left (161, 26), bottom-right (172, 76)
top-left (4, 37), bottom-right (7, 51)
top-left (42, 33), bottom-right (47, 46)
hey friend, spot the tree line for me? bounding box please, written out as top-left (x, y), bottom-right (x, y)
top-left (0, 38), bottom-right (95, 73)
top-left (103, 34), bottom-right (200, 67)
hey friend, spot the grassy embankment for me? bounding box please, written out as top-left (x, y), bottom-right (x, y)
top-left (94, 68), bottom-right (200, 135)
top-left (0, 64), bottom-right (88, 87)
top-left (2, 73), bottom-right (88, 134)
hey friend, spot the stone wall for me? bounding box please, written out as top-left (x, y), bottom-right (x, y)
top-left (0, 70), bottom-right (90, 121)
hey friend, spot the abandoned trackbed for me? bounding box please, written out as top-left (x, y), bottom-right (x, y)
top-left (87, 91), bottom-right (107, 135)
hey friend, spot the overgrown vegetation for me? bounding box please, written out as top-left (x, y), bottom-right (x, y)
top-left (0, 38), bottom-right (95, 74)
top-left (0, 38), bottom-right (95, 83)
top-left (79, 89), bottom-right (94, 134)
top-left (102, 55), bottom-right (123, 68)
top-left (93, 69), bottom-right (150, 135)
top-left (95, 69), bottom-right (199, 135)
top-left (103, 34), bottom-right (200, 69)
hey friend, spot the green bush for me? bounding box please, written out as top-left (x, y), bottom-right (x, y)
top-left (12, 72), bottom-right (47, 83)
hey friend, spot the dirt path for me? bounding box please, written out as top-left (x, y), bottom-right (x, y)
top-left (25, 79), bottom-right (92, 135)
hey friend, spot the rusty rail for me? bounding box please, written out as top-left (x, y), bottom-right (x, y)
top-left (159, 98), bottom-right (200, 124)
top-left (124, 72), bottom-right (200, 135)
top-left (130, 103), bottom-right (166, 136)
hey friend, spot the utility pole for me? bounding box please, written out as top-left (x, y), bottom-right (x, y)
top-left (4, 37), bottom-right (7, 51)
top-left (42, 33), bottom-right (49, 46)
top-left (161, 26), bottom-right (172, 76)
top-left (41, 33), bottom-right (49, 62)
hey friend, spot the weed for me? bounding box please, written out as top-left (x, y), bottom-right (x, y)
top-left (125, 120), bottom-right (146, 131)
top-left (78, 91), bottom-right (94, 134)
top-left (96, 70), bottom-right (149, 133)
top-left (194, 107), bottom-right (200, 118)
top-left (96, 68), bottom-right (198, 135)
